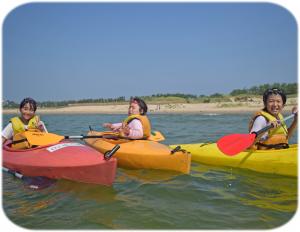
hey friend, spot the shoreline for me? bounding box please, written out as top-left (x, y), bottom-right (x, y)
top-left (2, 103), bottom-right (296, 115)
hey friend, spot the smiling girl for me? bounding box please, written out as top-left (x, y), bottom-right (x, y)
top-left (249, 88), bottom-right (297, 150)
top-left (102, 97), bottom-right (151, 139)
top-left (2, 97), bottom-right (48, 144)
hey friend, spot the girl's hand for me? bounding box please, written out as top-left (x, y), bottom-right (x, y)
top-left (37, 122), bottom-right (46, 132)
top-left (123, 126), bottom-right (130, 135)
top-left (103, 123), bottom-right (112, 129)
top-left (270, 120), bottom-right (281, 128)
top-left (119, 126), bottom-right (130, 136)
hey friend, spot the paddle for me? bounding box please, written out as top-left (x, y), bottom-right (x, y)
top-left (3, 167), bottom-right (56, 189)
top-left (101, 130), bottom-right (165, 142)
top-left (88, 127), bottom-right (165, 142)
top-left (12, 131), bottom-right (109, 146)
top-left (106, 131), bottom-right (165, 141)
top-left (217, 114), bottom-right (295, 156)
top-left (13, 130), bottom-right (166, 146)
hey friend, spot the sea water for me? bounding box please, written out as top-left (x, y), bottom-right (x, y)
top-left (2, 113), bottom-right (297, 229)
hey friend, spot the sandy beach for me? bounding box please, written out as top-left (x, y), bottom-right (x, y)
top-left (2, 100), bottom-right (297, 115)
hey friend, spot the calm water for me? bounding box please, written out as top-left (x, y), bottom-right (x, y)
top-left (2, 113), bottom-right (298, 229)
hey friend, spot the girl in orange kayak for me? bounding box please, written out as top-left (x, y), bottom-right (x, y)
top-left (103, 97), bottom-right (151, 139)
top-left (249, 88), bottom-right (297, 149)
top-left (2, 97), bottom-right (48, 144)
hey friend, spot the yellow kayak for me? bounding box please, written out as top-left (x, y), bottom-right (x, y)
top-left (170, 143), bottom-right (297, 177)
top-left (85, 131), bottom-right (191, 174)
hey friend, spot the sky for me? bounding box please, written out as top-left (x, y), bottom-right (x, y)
top-left (2, 2), bottom-right (298, 102)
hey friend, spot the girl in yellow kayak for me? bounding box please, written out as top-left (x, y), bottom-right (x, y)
top-left (103, 97), bottom-right (151, 139)
top-left (249, 88), bottom-right (297, 149)
top-left (2, 97), bottom-right (48, 144)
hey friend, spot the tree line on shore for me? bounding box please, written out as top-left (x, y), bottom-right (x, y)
top-left (3, 82), bottom-right (297, 108)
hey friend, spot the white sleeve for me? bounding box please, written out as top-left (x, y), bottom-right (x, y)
top-left (127, 119), bottom-right (144, 139)
top-left (250, 116), bottom-right (268, 139)
top-left (2, 123), bottom-right (14, 140)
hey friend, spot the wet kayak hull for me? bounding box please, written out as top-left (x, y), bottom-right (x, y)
top-left (170, 143), bottom-right (297, 177)
top-left (3, 141), bottom-right (117, 185)
top-left (85, 131), bottom-right (191, 174)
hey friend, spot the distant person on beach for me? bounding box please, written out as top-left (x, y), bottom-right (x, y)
top-left (248, 88), bottom-right (297, 150)
top-left (2, 97), bottom-right (48, 144)
top-left (102, 97), bottom-right (151, 139)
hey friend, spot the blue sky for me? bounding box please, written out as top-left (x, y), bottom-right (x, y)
top-left (2, 2), bottom-right (297, 102)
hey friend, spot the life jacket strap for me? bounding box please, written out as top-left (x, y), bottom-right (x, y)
top-left (11, 138), bottom-right (27, 144)
top-left (256, 142), bottom-right (289, 149)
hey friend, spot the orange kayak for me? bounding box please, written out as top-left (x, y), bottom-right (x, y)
top-left (3, 140), bottom-right (117, 186)
top-left (84, 131), bottom-right (191, 174)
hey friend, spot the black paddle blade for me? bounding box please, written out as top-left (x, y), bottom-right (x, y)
top-left (23, 176), bottom-right (57, 190)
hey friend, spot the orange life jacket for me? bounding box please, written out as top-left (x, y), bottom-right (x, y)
top-left (123, 114), bottom-right (151, 139)
top-left (10, 116), bottom-right (41, 150)
top-left (248, 110), bottom-right (288, 150)
top-left (10, 115), bottom-right (40, 135)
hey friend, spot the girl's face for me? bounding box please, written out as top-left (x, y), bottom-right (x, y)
top-left (20, 103), bottom-right (35, 122)
top-left (128, 102), bottom-right (141, 115)
top-left (265, 94), bottom-right (284, 117)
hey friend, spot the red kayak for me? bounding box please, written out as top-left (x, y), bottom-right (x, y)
top-left (3, 140), bottom-right (117, 186)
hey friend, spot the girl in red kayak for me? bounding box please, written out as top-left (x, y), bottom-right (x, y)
top-left (249, 88), bottom-right (297, 149)
top-left (2, 97), bottom-right (48, 144)
top-left (102, 97), bottom-right (151, 139)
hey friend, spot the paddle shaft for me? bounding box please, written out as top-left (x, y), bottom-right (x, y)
top-left (3, 167), bottom-right (23, 179)
top-left (11, 135), bottom-right (109, 145)
top-left (65, 135), bottom-right (106, 139)
top-left (12, 130), bottom-right (165, 146)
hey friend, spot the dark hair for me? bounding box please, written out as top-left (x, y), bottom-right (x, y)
top-left (130, 97), bottom-right (148, 115)
top-left (262, 88), bottom-right (286, 106)
top-left (19, 97), bottom-right (37, 112)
